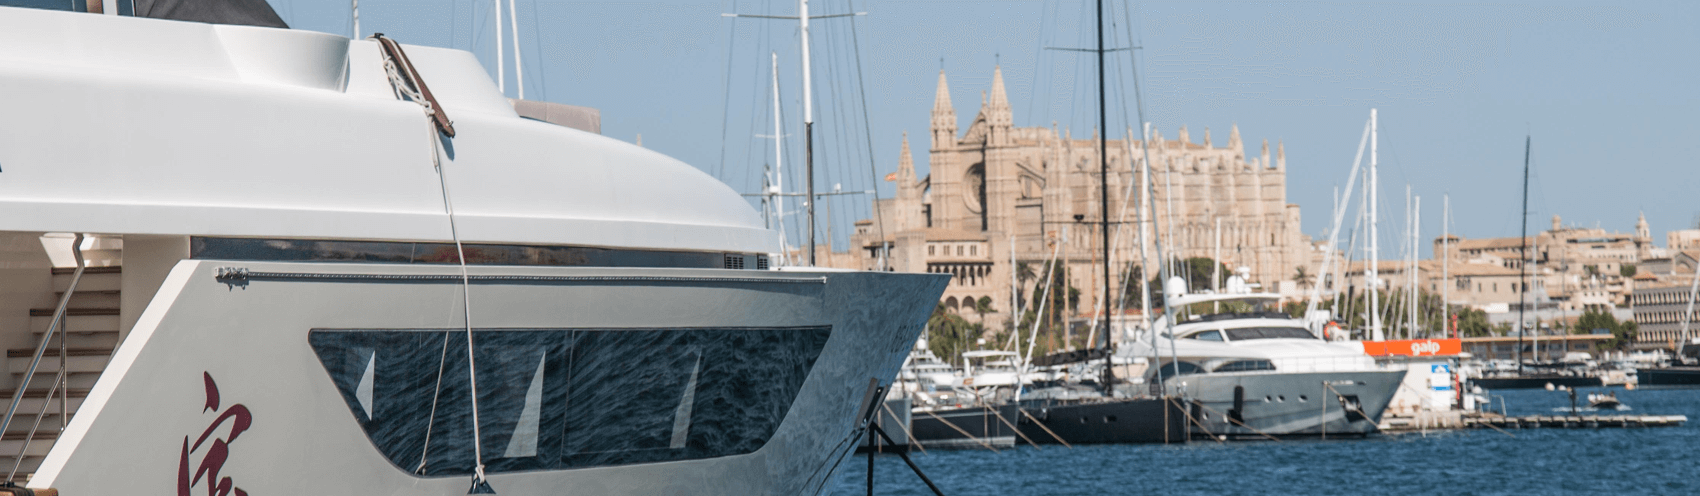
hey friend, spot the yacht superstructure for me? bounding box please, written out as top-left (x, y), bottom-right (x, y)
top-left (0, 6), bottom-right (946, 494)
top-left (1125, 274), bottom-right (1406, 437)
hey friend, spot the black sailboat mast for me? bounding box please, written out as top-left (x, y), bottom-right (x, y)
top-left (1096, 0), bottom-right (1115, 397)
top-left (1517, 136), bottom-right (1531, 375)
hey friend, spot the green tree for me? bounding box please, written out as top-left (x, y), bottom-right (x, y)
top-left (1576, 309), bottom-right (1638, 350)
top-left (974, 296), bottom-right (996, 321)
top-left (1621, 264), bottom-right (1638, 278)
top-left (1292, 266), bottom-right (1315, 291)
top-left (927, 303), bottom-right (975, 365)
top-left (1455, 307), bottom-right (1494, 337)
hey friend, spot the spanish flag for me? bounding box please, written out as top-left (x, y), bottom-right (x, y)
top-left (884, 172), bottom-right (897, 182)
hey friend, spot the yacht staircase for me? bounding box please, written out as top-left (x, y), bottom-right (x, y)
top-left (0, 265), bottom-right (122, 481)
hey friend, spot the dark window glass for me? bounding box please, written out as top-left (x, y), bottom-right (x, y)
top-left (1223, 327), bottom-right (1315, 341)
top-left (309, 327), bottom-right (831, 476)
top-left (1187, 330), bottom-right (1224, 341)
top-left (191, 237), bottom-right (755, 270)
top-left (1215, 360), bottom-right (1276, 373)
top-left (0, 1), bottom-right (78, 11)
top-left (1154, 361), bottom-right (1206, 378)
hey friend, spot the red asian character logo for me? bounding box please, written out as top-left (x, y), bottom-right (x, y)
top-left (178, 372), bottom-right (252, 496)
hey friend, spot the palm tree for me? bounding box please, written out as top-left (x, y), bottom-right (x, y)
top-left (1292, 266), bottom-right (1315, 291)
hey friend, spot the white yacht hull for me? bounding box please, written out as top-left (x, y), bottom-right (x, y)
top-left (32, 260), bottom-right (947, 495)
top-left (1166, 369), bottom-right (1408, 437)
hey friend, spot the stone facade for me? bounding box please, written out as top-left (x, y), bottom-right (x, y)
top-left (840, 67), bottom-right (1310, 334)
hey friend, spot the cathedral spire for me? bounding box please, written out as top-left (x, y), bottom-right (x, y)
top-left (1261, 139), bottom-right (1271, 171)
top-left (1203, 127), bottom-right (1212, 148)
top-left (898, 132), bottom-right (915, 183)
top-left (1228, 124), bottom-right (1243, 153)
top-left (931, 70), bottom-right (956, 148)
top-left (986, 65), bottom-right (1013, 144)
top-left (1277, 140), bottom-right (1286, 170)
top-left (1177, 125), bottom-right (1190, 144)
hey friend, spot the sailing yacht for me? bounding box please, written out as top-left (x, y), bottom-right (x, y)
top-left (0, 5), bottom-right (946, 495)
top-left (1124, 270), bottom-right (1407, 437)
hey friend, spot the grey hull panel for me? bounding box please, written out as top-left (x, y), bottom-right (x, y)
top-left (1167, 369), bottom-right (1408, 437)
top-left (36, 261), bottom-right (948, 495)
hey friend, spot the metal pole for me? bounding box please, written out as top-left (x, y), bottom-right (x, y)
top-left (508, 0), bottom-right (523, 100)
top-left (494, 0), bottom-right (504, 94)
top-left (865, 426), bottom-right (875, 496)
top-left (1444, 194), bottom-right (1451, 338)
top-left (1518, 136), bottom-right (1531, 374)
top-left (800, 0), bottom-right (817, 266)
top-left (1368, 108), bottom-right (1381, 341)
top-left (1096, 0), bottom-right (1115, 396)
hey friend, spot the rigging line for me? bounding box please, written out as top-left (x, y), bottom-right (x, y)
top-left (375, 35), bottom-right (487, 487)
top-left (716, 0), bottom-right (741, 180)
top-left (414, 330), bottom-right (453, 474)
top-left (844, 10), bottom-right (884, 244)
top-left (432, 124), bottom-right (490, 488)
top-left (528, 0), bottom-right (546, 101)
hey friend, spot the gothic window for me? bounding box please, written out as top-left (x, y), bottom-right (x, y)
top-left (964, 163), bottom-right (988, 231)
top-left (970, 245), bottom-right (977, 256)
top-left (929, 245), bottom-right (935, 256)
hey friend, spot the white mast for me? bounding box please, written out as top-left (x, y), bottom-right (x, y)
top-left (1213, 217), bottom-right (1222, 293)
top-left (1368, 108), bottom-right (1382, 341)
top-left (1138, 126), bottom-right (1153, 342)
top-left (352, 0), bottom-right (359, 39)
top-left (494, 0), bottom-right (504, 94)
top-left (770, 52), bottom-right (789, 265)
top-left (509, 0), bottom-right (523, 100)
top-left (1412, 193), bottom-right (1420, 338)
top-left (799, 0), bottom-right (818, 266)
top-left (1443, 194), bottom-right (1450, 337)
top-left (1011, 234), bottom-right (1019, 345)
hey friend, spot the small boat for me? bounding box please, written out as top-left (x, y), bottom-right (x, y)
top-left (1587, 392), bottom-right (1623, 410)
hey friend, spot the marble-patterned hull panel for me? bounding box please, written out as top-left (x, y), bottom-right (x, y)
top-left (34, 261), bottom-right (949, 496)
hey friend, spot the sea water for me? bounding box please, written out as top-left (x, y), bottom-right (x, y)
top-left (830, 387), bottom-right (1700, 495)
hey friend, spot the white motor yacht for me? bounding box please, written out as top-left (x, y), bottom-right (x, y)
top-left (1124, 274), bottom-right (1406, 437)
top-left (0, 4), bottom-right (946, 494)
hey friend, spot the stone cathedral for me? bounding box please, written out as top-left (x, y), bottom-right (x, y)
top-left (841, 67), bottom-right (1313, 332)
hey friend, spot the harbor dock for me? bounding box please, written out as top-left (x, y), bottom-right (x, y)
top-left (1463, 414), bottom-right (1687, 429)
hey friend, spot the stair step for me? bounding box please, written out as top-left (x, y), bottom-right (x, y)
top-left (0, 414), bottom-right (69, 434)
top-left (53, 291), bottom-right (121, 309)
top-left (13, 375), bottom-right (99, 391)
top-left (0, 398), bottom-right (83, 418)
top-left (6, 348), bottom-right (111, 358)
top-left (49, 267), bottom-right (121, 276)
top-left (27, 308), bottom-right (117, 318)
top-left (30, 314), bottom-right (118, 334)
top-left (30, 333), bottom-right (117, 350)
top-left (0, 437), bottom-right (60, 458)
top-left (0, 454), bottom-right (45, 475)
top-left (0, 389), bottom-right (91, 399)
top-left (8, 355), bottom-right (108, 375)
top-left (51, 270), bottom-right (120, 293)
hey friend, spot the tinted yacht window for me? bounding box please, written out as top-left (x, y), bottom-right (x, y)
top-left (1187, 330), bottom-right (1224, 341)
top-left (309, 327), bottom-right (831, 476)
top-left (1223, 327), bottom-right (1317, 341)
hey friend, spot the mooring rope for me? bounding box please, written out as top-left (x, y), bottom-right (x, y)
top-left (372, 34), bottom-right (488, 489)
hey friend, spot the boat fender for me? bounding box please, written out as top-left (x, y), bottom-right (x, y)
top-left (1229, 386), bottom-right (1245, 424)
top-left (0, 487), bottom-right (54, 496)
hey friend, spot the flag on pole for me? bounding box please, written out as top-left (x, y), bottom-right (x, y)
top-left (884, 172), bottom-right (897, 182)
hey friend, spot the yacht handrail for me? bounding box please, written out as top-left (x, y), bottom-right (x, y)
top-left (1, 233), bottom-right (85, 482)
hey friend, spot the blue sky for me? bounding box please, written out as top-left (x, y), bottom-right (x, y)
top-left (270, 0), bottom-right (1700, 258)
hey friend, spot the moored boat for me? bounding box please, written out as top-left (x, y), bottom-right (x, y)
top-left (0, 4), bottom-right (947, 494)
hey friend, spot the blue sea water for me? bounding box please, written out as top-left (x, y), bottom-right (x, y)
top-left (830, 388), bottom-right (1700, 495)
